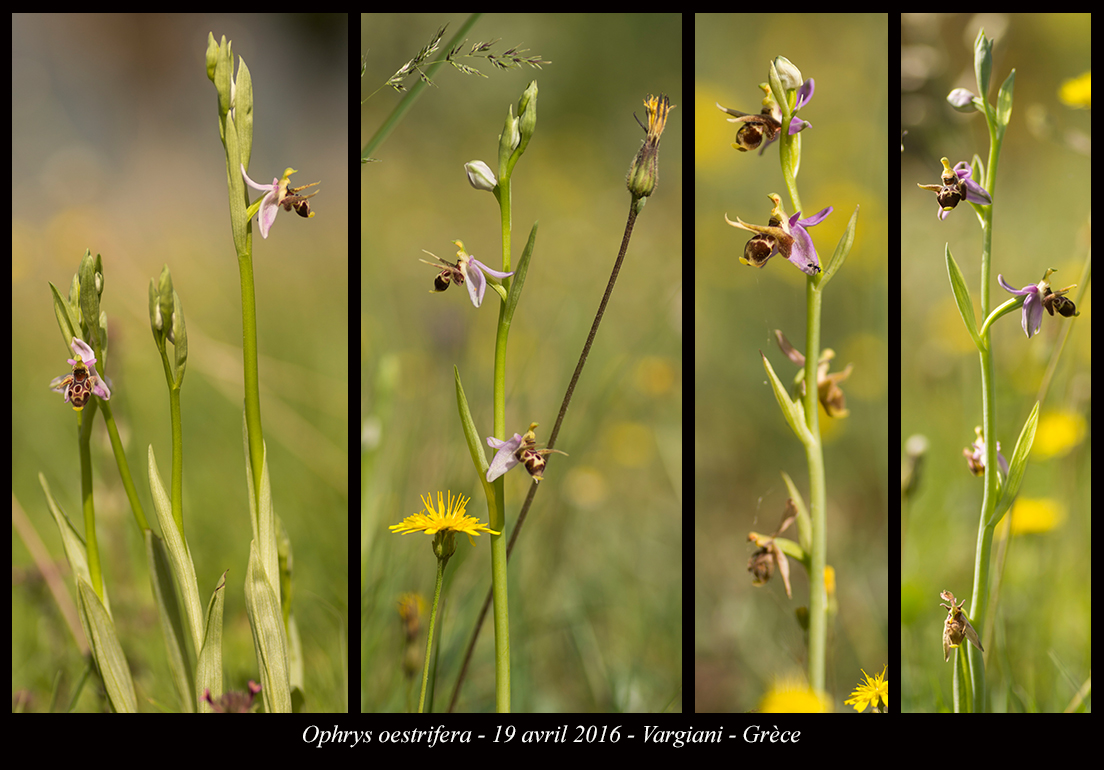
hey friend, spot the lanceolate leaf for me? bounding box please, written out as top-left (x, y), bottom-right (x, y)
top-left (990, 400), bottom-right (1040, 527)
top-left (818, 204), bottom-right (858, 289)
top-left (945, 245), bottom-right (983, 351)
top-left (761, 352), bottom-right (814, 447)
top-left (996, 69), bottom-right (1015, 136)
top-left (77, 577), bottom-right (137, 713)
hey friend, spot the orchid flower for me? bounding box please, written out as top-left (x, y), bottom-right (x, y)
top-left (241, 164), bottom-right (320, 239)
top-left (725, 193), bottom-right (832, 276)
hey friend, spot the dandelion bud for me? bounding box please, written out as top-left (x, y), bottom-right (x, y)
top-left (627, 94), bottom-right (673, 201)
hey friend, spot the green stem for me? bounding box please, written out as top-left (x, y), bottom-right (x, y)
top-left (169, 383), bottom-right (185, 533)
top-left (488, 474), bottom-right (509, 713)
top-left (803, 278), bottom-right (826, 693)
top-left (496, 178), bottom-right (513, 279)
top-left (78, 404), bottom-right (103, 600)
top-left (98, 399), bottom-right (149, 532)
top-left (782, 139), bottom-right (803, 216)
top-left (418, 553), bottom-right (448, 713)
top-left (784, 95), bottom-right (824, 692)
top-left (487, 171), bottom-right (514, 714)
top-left (967, 215), bottom-right (996, 714)
top-left (238, 252), bottom-right (264, 504)
top-left (964, 104), bottom-right (1004, 714)
top-left (154, 330), bottom-right (187, 535)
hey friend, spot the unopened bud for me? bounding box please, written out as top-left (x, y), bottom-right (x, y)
top-left (772, 56), bottom-right (803, 91)
top-left (465, 160), bottom-right (497, 192)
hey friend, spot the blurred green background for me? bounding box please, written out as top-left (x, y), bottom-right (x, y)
top-left (695, 13), bottom-right (889, 711)
top-left (12, 14), bottom-right (348, 711)
top-left (361, 14), bottom-right (683, 712)
top-left (900, 13), bottom-right (1090, 712)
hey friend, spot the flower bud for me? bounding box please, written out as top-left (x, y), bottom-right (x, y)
top-left (205, 32), bottom-right (220, 83)
top-left (772, 56), bottom-right (803, 91)
top-left (465, 160), bottom-right (497, 192)
top-left (517, 80), bottom-right (538, 151)
top-left (946, 88), bottom-right (978, 112)
top-left (626, 94), bottom-right (672, 201)
top-left (500, 108), bottom-right (520, 157)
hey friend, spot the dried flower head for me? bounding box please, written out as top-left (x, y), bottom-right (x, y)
top-left (939, 590), bottom-right (984, 662)
top-left (747, 500), bottom-right (798, 599)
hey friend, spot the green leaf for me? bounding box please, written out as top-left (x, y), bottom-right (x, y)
top-left (225, 110), bottom-right (248, 256)
top-left (145, 531), bottom-right (195, 711)
top-left (276, 518), bottom-right (305, 708)
top-left (242, 416), bottom-right (278, 600)
top-left (76, 577), bottom-right (137, 712)
top-left (40, 473), bottom-right (136, 712)
top-left (973, 29), bottom-right (992, 99)
top-left (970, 155), bottom-right (986, 191)
top-left (148, 445), bottom-right (204, 652)
top-left (245, 541), bottom-right (292, 712)
top-left (818, 204), bottom-right (858, 289)
top-left (781, 468), bottom-right (816, 552)
top-left (996, 69), bottom-right (1015, 136)
top-left (195, 571), bottom-right (226, 713)
top-left (761, 352), bottom-right (814, 446)
top-left (503, 221), bottom-right (538, 327)
top-left (38, 473), bottom-right (99, 608)
top-left (234, 57), bottom-right (253, 173)
top-left (455, 366), bottom-right (494, 501)
top-left (49, 282), bottom-right (80, 349)
top-left (945, 245), bottom-right (984, 351)
top-left (780, 471), bottom-right (811, 553)
top-left (288, 613), bottom-right (306, 712)
top-left (238, 417), bottom-right (293, 711)
top-left (276, 517), bottom-right (292, 629)
top-left (768, 60), bottom-right (788, 126)
top-left (990, 401), bottom-right (1040, 527)
top-left (238, 420), bottom-right (292, 712)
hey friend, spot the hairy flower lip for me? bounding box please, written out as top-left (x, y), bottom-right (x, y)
top-left (241, 164), bottom-right (320, 239)
top-left (917, 158), bottom-right (991, 221)
top-left (49, 337), bottom-right (111, 410)
top-left (725, 193), bottom-right (832, 276)
top-left (998, 270), bottom-right (1079, 338)
top-left (716, 77), bottom-right (814, 155)
top-left (420, 240), bottom-right (514, 308)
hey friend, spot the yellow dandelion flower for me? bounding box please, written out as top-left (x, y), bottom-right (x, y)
top-left (758, 674), bottom-right (830, 712)
top-left (844, 664), bottom-right (889, 713)
top-left (389, 491), bottom-right (499, 544)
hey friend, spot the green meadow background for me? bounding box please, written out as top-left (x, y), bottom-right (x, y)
top-left (362, 13), bottom-right (683, 712)
top-left (12, 14), bottom-right (348, 712)
top-left (899, 13), bottom-right (1091, 712)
